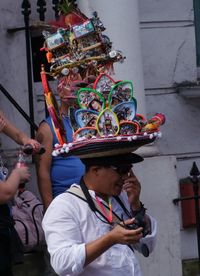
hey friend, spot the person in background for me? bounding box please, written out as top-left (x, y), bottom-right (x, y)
top-left (0, 166), bottom-right (30, 276)
top-left (0, 166), bottom-right (30, 204)
top-left (35, 80), bottom-right (88, 276)
top-left (43, 153), bottom-right (157, 276)
top-left (0, 111), bottom-right (39, 276)
top-left (35, 80), bottom-right (86, 211)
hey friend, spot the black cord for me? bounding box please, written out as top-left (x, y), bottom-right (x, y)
top-left (113, 196), bottom-right (132, 218)
top-left (80, 177), bottom-right (112, 224)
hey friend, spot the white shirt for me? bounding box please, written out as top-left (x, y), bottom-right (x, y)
top-left (42, 184), bottom-right (157, 276)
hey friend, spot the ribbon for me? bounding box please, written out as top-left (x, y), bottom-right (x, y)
top-left (40, 65), bottom-right (66, 145)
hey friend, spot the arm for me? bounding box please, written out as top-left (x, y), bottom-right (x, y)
top-left (123, 172), bottom-right (157, 253)
top-left (35, 122), bottom-right (53, 210)
top-left (123, 172), bottom-right (151, 227)
top-left (0, 110), bottom-right (40, 149)
top-left (0, 167), bottom-right (30, 204)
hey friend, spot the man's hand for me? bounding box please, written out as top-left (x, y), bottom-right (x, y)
top-left (123, 173), bottom-right (152, 236)
top-left (123, 172), bottom-right (141, 210)
top-left (109, 218), bottom-right (143, 245)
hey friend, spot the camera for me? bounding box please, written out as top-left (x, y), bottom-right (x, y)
top-left (124, 211), bottom-right (150, 257)
top-left (125, 208), bottom-right (150, 237)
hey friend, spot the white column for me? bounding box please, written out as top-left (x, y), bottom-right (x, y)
top-left (78, 0), bottom-right (146, 115)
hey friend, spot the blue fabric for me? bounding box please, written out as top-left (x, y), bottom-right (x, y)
top-left (45, 116), bottom-right (85, 198)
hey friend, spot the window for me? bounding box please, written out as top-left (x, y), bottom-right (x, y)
top-left (31, 35), bottom-right (53, 82)
top-left (194, 0), bottom-right (200, 66)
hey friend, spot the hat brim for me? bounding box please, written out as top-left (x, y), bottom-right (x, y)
top-left (59, 133), bottom-right (156, 158)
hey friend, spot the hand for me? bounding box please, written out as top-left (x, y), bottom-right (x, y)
top-left (123, 172), bottom-right (141, 209)
top-left (0, 115), bottom-right (6, 132)
top-left (109, 218), bottom-right (143, 245)
top-left (14, 167), bottom-right (30, 183)
top-left (22, 138), bottom-right (41, 151)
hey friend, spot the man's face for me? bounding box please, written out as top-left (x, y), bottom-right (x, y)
top-left (96, 164), bottom-right (132, 197)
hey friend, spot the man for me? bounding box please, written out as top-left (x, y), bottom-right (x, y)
top-left (43, 153), bottom-right (157, 276)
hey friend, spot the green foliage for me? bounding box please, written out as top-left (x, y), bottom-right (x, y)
top-left (58, 0), bottom-right (77, 14)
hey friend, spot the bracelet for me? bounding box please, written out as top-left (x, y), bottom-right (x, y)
top-left (131, 201), bottom-right (146, 217)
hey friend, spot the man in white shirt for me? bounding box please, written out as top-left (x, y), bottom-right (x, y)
top-left (42, 153), bottom-right (157, 276)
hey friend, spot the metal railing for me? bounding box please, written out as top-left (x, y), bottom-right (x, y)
top-left (173, 162), bottom-right (200, 268)
top-left (0, 84), bottom-right (38, 131)
top-left (6, 0), bottom-right (60, 137)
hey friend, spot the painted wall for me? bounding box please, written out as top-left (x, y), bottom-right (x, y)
top-left (139, 0), bottom-right (196, 89)
top-left (138, 0), bottom-right (200, 261)
top-left (135, 156), bottom-right (182, 276)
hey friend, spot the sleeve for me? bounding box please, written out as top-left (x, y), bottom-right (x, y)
top-left (132, 215), bottom-right (157, 255)
top-left (42, 195), bottom-right (86, 276)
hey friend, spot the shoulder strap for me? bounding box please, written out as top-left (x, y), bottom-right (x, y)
top-left (67, 186), bottom-right (122, 225)
top-left (67, 187), bottom-right (88, 203)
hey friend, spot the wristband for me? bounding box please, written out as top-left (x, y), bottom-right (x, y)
top-left (131, 201), bottom-right (146, 217)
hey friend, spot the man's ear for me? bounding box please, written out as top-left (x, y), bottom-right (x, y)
top-left (90, 166), bottom-right (102, 176)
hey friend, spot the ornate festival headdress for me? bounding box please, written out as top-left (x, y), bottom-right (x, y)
top-left (39, 2), bottom-right (165, 157)
top-left (40, 1), bottom-right (125, 145)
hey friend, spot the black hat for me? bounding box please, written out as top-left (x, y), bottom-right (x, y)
top-left (81, 152), bottom-right (143, 167)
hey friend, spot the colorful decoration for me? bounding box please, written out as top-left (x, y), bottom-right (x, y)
top-left (40, 4), bottom-right (125, 81)
top-left (73, 127), bottom-right (97, 141)
top-left (93, 73), bottom-right (115, 103)
top-left (77, 88), bottom-right (105, 111)
top-left (97, 108), bottom-right (119, 137)
top-left (40, 65), bottom-right (66, 145)
top-left (119, 121), bottom-right (140, 136)
top-left (141, 113), bottom-right (165, 132)
top-left (113, 101), bottom-right (137, 122)
top-left (52, 73), bottom-right (166, 158)
top-left (108, 81), bottom-right (133, 108)
top-left (75, 109), bottom-right (98, 128)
